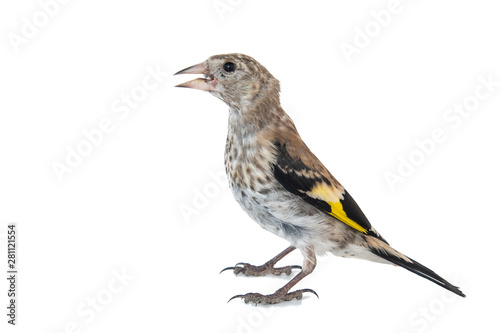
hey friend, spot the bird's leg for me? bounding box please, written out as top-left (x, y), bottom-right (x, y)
top-left (221, 246), bottom-right (301, 277)
top-left (229, 246), bottom-right (318, 304)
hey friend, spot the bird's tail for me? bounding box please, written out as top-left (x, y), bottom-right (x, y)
top-left (366, 236), bottom-right (466, 297)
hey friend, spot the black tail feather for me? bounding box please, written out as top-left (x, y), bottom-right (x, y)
top-left (370, 248), bottom-right (466, 297)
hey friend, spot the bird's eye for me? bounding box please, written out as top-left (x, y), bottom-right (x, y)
top-left (223, 62), bottom-right (236, 72)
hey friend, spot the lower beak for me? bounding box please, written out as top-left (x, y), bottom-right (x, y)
top-left (174, 62), bottom-right (216, 91)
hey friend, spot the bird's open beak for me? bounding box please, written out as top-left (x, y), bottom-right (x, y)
top-left (174, 62), bottom-right (216, 91)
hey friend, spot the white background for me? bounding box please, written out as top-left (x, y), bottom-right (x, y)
top-left (1, 0), bottom-right (499, 332)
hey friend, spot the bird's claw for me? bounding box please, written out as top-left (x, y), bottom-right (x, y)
top-left (228, 289), bottom-right (318, 305)
top-left (220, 262), bottom-right (302, 276)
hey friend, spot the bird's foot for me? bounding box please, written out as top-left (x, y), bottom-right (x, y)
top-left (220, 262), bottom-right (301, 277)
top-left (228, 288), bottom-right (318, 305)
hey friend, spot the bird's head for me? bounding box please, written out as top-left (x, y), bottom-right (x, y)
top-left (175, 53), bottom-right (279, 110)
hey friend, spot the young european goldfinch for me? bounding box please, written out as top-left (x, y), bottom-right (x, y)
top-left (175, 53), bottom-right (465, 304)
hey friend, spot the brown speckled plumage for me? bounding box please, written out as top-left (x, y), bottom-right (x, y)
top-left (175, 53), bottom-right (465, 303)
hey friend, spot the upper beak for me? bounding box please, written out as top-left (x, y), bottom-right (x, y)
top-left (174, 62), bottom-right (216, 91)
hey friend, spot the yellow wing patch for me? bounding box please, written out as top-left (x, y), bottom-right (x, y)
top-left (327, 201), bottom-right (368, 234)
top-left (308, 183), bottom-right (368, 234)
top-left (307, 183), bottom-right (343, 202)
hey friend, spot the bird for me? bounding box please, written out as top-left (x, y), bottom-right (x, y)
top-left (174, 53), bottom-right (465, 304)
